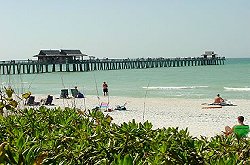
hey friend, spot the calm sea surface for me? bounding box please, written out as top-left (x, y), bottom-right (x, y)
top-left (1, 58), bottom-right (250, 99)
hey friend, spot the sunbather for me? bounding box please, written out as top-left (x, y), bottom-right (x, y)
top-left (223, 116), bottom-right (249, 138)
top-left (214, 94), bottom-right (224, 104)
top-left (71, 86), bottom-right (85, 98)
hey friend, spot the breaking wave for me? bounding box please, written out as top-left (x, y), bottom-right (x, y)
top-left (224, 87), bottom-right (250, 91)
top-left (142, 86), bottom-right (208, 90)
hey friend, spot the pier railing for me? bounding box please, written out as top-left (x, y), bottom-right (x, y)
top-left (0, 57), bottom-right (225, 75)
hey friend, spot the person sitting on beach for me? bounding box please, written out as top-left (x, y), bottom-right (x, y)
top-left (214, 94), bottom-right (224, 104)
top-left (45, 95), bottom-right (53, 105)
top-left (72, 86), bottom-right (85, 98)
top-left (223, 116), bottom-right (249, 138)
top-left (77, 92), bottom-right (84, 98)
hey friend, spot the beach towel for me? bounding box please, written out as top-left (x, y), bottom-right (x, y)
top-left (209, 100), bottom-right (236, 106)
top-left (100, 102), bottom-right (109, 110)
top-left (202, 105), bottom-right (222, 109)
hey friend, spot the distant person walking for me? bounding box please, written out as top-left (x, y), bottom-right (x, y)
top-left (102, 82), bottom-right (108, 96)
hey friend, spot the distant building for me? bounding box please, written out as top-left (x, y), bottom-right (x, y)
top-left (201, 51), bottom-right (217, 58)
top-left (34, 49), bottom-right (87, 63)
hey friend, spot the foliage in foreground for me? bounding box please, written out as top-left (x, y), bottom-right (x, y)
top-left (0, 107), bottom-right (250, 164)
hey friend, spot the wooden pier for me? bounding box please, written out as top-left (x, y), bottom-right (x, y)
top-left (0, 57), bottom-right (225, 75)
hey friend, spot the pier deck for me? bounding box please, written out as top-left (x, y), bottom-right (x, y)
top-left (0, 57), bottom-right (225, 75)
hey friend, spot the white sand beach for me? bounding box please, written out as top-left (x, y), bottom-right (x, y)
top-left (18, 95), bottom-right (250, 138)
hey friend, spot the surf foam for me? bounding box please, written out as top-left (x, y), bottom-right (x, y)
top-left (142, 86), bottom-right (208, 90)
top-left (224, 87), bottom-right (250, 91)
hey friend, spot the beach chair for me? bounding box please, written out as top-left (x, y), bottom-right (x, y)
top-left (60, 89), bottom-right (69, 98)
top-left (45, 95), bottom-right (54, 105)
top-left (26, 96), bottom-right (40, 106)
top-left (71, 88), bottom-right (79, 98)
top-left (234, 125), bottom-right (249, 139)
top-left (71, 88), bottom-right (85, 98)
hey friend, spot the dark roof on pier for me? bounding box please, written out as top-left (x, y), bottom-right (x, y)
top-left (38, 50), bottom-right (61, 56)
top-left (61, 49), bottom-right (82, 55)
top-left (34, 49), bottom-right (88, 57)
top-left (201, 51), bottom-right (218, 57)
top-left (60, 49), bottom-right (87, 56)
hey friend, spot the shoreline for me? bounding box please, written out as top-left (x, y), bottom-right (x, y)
top-left (14, 95), bottom-right (250, 138)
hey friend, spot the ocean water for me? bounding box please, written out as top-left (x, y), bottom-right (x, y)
top-left (1, 58), bottom-right (250, 100)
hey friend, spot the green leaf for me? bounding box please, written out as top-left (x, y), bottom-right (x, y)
top-left (123, 154), bottom-right (133, 165)
top-left (16, 134), bottom-right (25, 150)
top-left (22, 92), bottom-right (32, 99)
top-left (0, 102), bottom-right (5, 109)
top-left (9, 100), bottom-right (18, 108)
top-left (5, 87), bottom-right (14, 98)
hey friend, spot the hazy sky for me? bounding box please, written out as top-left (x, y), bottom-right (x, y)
top-left (0, 0), bottom-right (249, 60)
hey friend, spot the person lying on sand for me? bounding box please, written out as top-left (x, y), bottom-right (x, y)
top-left (223, 116), bottom-right (249, 138)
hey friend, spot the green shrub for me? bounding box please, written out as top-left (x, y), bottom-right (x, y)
top-left (0, 107), bottom-right (250, 164)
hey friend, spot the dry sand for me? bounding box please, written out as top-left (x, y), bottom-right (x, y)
top-left (16, 94), bottom-right (250, 138)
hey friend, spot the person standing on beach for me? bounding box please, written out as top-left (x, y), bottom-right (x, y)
top-left (102, 82), bottom-right (108, 96)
